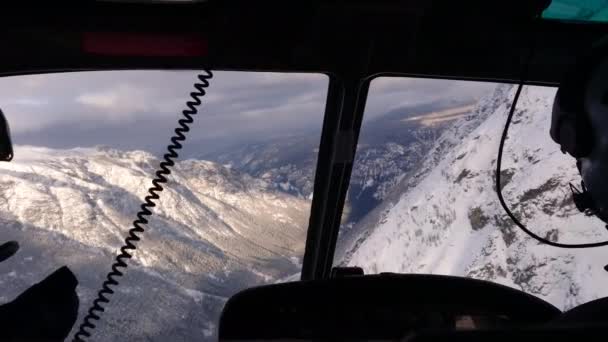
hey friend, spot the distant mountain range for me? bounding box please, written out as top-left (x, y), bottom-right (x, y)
top-left (0, 146), bottom-right (309, 341)
top-left (203, 98), bottom-right (474, 225)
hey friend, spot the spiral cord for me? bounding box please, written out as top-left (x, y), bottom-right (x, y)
top-left (72, 70), bottom-right (213, 342)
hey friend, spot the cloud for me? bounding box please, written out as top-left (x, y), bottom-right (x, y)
top-left (0, 70), bottom-right (494, 154)
top-left (76, 84), bottom-right (152, 120)
top-left (12, 98), bottom-right (49, 107)
top-left (364, 77), bottom-right (494, 121)
top-left (77, 91), bottom-right (119, 110)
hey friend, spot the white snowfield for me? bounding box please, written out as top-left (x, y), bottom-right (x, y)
top-left (0, 146), bottom-right (309, 340)
top-left (3, 145), bottom-right (309, 268)
top-left (344, 85), bottom-right (608, 310)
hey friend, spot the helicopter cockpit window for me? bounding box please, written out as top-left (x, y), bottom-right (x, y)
top-left (334, 77), bottom-right (608, 312)
top-left (0, 70), bottom-right (327, 341)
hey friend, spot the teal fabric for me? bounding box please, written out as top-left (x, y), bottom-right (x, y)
top-left (543, 0), bottom-right (608, 22)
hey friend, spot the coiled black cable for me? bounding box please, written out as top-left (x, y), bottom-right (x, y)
top-left (72, 69), bottom-right (213, 342)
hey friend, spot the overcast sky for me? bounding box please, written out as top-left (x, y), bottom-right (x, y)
top-left (0, 70), bottom-right (494, 155)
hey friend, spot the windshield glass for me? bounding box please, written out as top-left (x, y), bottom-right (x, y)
top-left (0, 70), bottom-right (327, 341)
top-left (334, 78), bottom-right (608, 311)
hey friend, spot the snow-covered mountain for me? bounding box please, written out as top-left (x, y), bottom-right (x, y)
top-left (0, 99), bottom-right (468, 341)
top-left (339, 85), bottom-right (608, 310)
top-left (0, 146), bottom-right (310, 340)
top-left (205, 100), bottom-right (472, 225)
top-left (4, 83), bottom-right (599, 340)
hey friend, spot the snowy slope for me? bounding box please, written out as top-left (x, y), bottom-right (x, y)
top-left (0, 146), bottom-right (309, 340)
top-left (342, 85), bottom-right (608, 310)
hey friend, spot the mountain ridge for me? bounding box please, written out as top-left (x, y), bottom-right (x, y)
top-left (0, 145), bottom-right (309, 340)
top-left (340, 85), bottom-right (608, 310)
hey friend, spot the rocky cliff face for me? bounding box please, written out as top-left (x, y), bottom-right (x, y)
top-left (340, 85), bottom-right (608, 310)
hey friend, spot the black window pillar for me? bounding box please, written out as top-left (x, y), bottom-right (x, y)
top-left (301, 73), bottom-right (370, 280)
